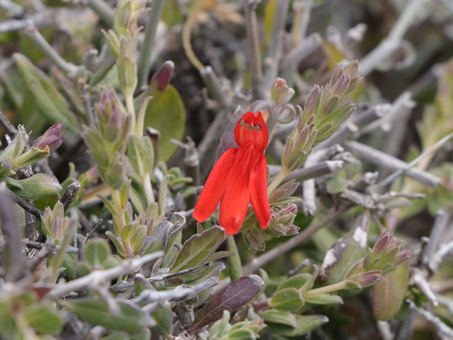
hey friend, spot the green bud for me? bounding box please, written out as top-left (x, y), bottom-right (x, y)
top-left (114, 1), bottom-right (132, 36)
top-left (42, 201), bottom-right (74, 245)
top-left (102, 30), bottom-right (120, 59)
top-left (271, 78), bottom-right (295, 104)
top-left (118, 56), bottom-right (137, 97)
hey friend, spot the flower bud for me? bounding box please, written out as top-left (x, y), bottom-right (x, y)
top-left (347, 270), bottom-right (385, 288)
top-left (271, 78), bottom-right (295, 104)
top-left (150, 61), bottom-right (174, 92)
top-left (33, 123), bottom-right (64, 152)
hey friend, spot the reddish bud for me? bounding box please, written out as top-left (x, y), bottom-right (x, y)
top-left (151, 61), bottom-right (174, 92)
top-left (33, 123), bottom-right (65, 152)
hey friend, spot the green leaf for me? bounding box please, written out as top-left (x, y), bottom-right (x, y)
top-left (63, 253), bottom-right (78, 280)
top-left (276, 273), bottom-right (312, 291)
top-left (305, 294), bottom-right (343, 305)
top-left (102, 332), bottom-right (129, 340)
top-left (170, 226), bottom-right (225, 273)
top-left (269, 288), bottom-right (305, 312)
top-left (150, 305), bottom-right (173, 336)
top-left (372, 262), bottom-right (409, 321)
top-left (66, 299), bottom-right (152, 333)
top-left (143, 85), bottom-right (185, 162)
top-left (128, 135), bottom-right (153, 179)
top-left (161, 0), bottom-right (183, 27)
top-left (188, 275), bottom-right (264, 333)
top-left (131, 225), bottom-right (147, 254)
top-left (326, 175), bottom-right (348, 194)
top-left (321, 40), bottom-right (346, 69)
top-left (10, 173), bottom-right (61, 199)
top-left (209, 310), bottom-right (231, 338)
top-left (14, 53), bottom-right (78, 132)
top-left (84, 239), bottom-right (111, 268)
top-left (228, 329), bottom-right (256, 340)
top-left (259, 309), bottom-right (297, 327)
top-left (206, 251), bottom-right (234, 263)
top-left (24, 304), bottom-right (63, 334)
top-left (266, 314), bottom-right (329, 337)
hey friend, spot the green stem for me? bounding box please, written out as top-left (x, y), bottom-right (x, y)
top-left (303, 281), bottom-right (348, 298)
top-left (86, 0), bottom-right (115, 27)
top-left (111, 189), bottom-right (126, 232)
top-left (137, 0), bottom-right (167, 88)
top-left (267, 168), bottom-right (288, 195)
top-left (25, 24), bottom-right (78, 74)
top-left (227, 235), bottom-right (243, 281)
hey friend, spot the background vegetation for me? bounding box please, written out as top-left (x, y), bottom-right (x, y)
top-left (0, 0), bottom-right (452, 339)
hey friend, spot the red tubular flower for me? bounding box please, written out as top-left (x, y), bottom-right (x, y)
top-left (193, 111), bottom-right (271, 235)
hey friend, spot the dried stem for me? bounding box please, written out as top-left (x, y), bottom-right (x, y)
top-left (345, 140), bottom-right (441, 187)
top-left (263, 0), bottom-right (289, 88)
top-left (7, 190), bottom-right (43, 218)
top-left (243, 205), bottom-right (352, 275)
top-left (244, 0), bottom-right (264, 100)
top-left (44, 252), bottom-right (163, 300)
top-left (0, 110), bottom-right (18, 135)
top-left (60, 182), bottom-right (80, 212)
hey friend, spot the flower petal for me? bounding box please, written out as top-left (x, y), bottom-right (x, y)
top-left (219, 146), bottom-right (253, 235)
top-left (250, 154), bottom-right (270, 229)
top-left (193, 148), bottom-right (238, 223)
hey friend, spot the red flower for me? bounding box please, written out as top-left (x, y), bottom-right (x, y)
top-left (193, 111), bottom-right (271, 235)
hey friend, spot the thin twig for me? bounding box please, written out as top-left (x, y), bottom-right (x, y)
top-left (280, 33), bottom-right (322, 70)
top-left (0, 110), bottom-right (18, 135)
top-left (137, 0), bottom-right (166, 88)
top-left (131, 277), bottom-right (218, 305)
top-left (0, 0), bottom-right (24, 15)
top-left (25, 23), bottom-right (78, 75)
top-left (358, 92), bottom-right (415, 137)
top-left (424, 210), bottom-right (450, 272)
top-left (243, 205), bottom-right (352, 275)
top-left (407, 299), bottom-right (453, 338)
top-left (368, 133), bottom-right (453, 191)
top-left (244, 0), bottom-right (264, 100)
top-left (263, 0), bottom-right (289, 88)
top-left (44, 252), bottom-right (163, 300)
top-left (412, 267), bottom-right (439, 306)
top-left (269, 160), bottom-right (345, 183)
top-left (110, 264), bottom-right (207, 291)
top-left (7, 190), bottom-right (43, 218)
top-left (345, 140), bottom-right (442, 187)
top-left (200, 67), bottom-right (230, 107)
top-left (358, 0), bottom-right (428, 76)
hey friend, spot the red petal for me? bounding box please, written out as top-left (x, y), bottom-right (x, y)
top-left (250, 154), bottom-right (270, 229)
top-left (193, 148), bottom-right (238, 223)
top-left (219, 146), bottom-right (253, 235)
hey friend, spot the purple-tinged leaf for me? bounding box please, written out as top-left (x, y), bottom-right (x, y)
top-left (187, 275), bottom-right (264, 333)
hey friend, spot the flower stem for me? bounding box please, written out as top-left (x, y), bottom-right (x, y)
top-left (227, 235), bottom-right (243, 281)
top-left (267, 168), bottom-right (288, 195)
top-left (303, 281), bottom-right (348, 298)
